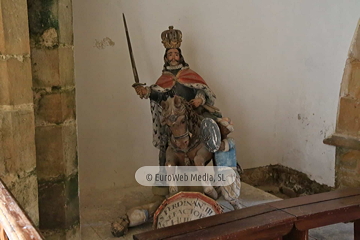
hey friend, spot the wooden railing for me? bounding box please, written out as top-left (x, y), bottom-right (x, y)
top-left (0, 225), bottom-right (9, 240)
top-left (134, 188), bottom-right (360, 240)
top-left (0, 180), bottom-right (43, 240)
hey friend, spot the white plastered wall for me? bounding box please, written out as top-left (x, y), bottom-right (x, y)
top-left (73, 0), bottom-right (360, 194)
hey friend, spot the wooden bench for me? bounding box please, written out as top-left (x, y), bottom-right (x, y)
top-left (133, 204), bottom-right (295, 240)
top-left (271, 188), bottom-right (360, 240)
top-left (133, 188), bottom-right (360, 240)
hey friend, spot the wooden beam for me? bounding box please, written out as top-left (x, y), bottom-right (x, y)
top-left (0, 180), bottom-right (43, 240)
top-left (268, 187), bottom-right (360, 209)
top-left (323, 133), bottom-right (360, 150)
top-left (0, 225), bottom-right (8, 240)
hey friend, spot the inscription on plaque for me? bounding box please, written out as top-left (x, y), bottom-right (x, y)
top-left (154, 192), bottom-right (223, 229)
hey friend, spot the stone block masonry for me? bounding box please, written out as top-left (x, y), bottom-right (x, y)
top-left (28, 0), bottom-right (80, 238)
top-left (0, 0), bottom-right (39, 225)
top-left (335, 21), bottom-right (360, 188)
top-left (336, 97), bottom-right (360, 137)
top-left (324, 20), bottom-right (360, 189)
top-left (335, 148), bottom-right (360, 188)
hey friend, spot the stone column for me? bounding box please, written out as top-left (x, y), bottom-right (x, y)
top-left (324, 20), bottom-right (360, 188)
top-left (28, 0), bottom-right (80, 238)
top-left (0, 0), bottom-right (39, 225)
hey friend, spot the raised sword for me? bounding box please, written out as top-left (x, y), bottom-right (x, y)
top-left (122, 13), bottom-right (146, 87)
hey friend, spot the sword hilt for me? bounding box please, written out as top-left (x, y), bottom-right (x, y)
top-left (132, 82), bottom-right (146, 88)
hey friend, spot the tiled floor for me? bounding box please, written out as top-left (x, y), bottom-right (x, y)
top-left (80, 183), bottom-right (353, 239)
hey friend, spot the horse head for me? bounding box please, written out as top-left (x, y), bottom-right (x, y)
top-left (161, 95), bottom-right (196, 150)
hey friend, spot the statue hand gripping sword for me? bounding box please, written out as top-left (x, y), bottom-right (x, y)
top-left (122, 14), bottom-right (146, 93)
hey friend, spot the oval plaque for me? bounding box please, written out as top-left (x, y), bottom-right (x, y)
top-left (153, 192), bottom-right (223, 229)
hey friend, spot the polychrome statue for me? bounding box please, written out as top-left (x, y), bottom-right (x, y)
top-left (134, 26), bottom-right (237, 168)
top-left (111, 17), bottom-right (241, 237)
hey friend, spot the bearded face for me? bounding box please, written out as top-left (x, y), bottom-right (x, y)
top-left (166, 48), bottom-right (180, 66)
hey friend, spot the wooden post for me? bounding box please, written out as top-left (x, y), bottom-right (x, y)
top-left (355, 219), bottom-right (360, 240)
top-left (283, 227), bottom-right (308, 240)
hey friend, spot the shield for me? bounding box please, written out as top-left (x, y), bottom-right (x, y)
top-left (200, 118), bottom-right (221, 152)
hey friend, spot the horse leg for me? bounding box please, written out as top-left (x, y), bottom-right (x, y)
top-left (220, 170), bottom-right (242, 210)
top-left (165, 148), bottom-right (179, 196)
top-left (194, 147), bottom-right (218, 200)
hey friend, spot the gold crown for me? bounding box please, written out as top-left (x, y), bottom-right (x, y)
top-left (161, 26), bottom-right (182, 49)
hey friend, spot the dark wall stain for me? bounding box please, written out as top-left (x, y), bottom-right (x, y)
top-left (27, 0), bottom-right (59, 47)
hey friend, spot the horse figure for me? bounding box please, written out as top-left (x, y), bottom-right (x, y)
top-left (161, 95), bottom-right (242, 209)
top-left (111, 95), bottom-right (242, 237)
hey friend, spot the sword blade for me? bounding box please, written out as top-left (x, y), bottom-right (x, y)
top-left (123, 13), bottom-right (140, 84)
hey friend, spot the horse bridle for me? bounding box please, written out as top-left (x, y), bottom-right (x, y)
top-left (169, 114), bottom-right (190, 140)
top-left (169, 113), bottom-right (200, 154)
top-left (172, 130), bottom-right (190, 140)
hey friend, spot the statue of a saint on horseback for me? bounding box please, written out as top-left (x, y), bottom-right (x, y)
top-left (111, 17), bottom-right (241, 237)
top-left (134, 26), bottom-right (234, 164)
